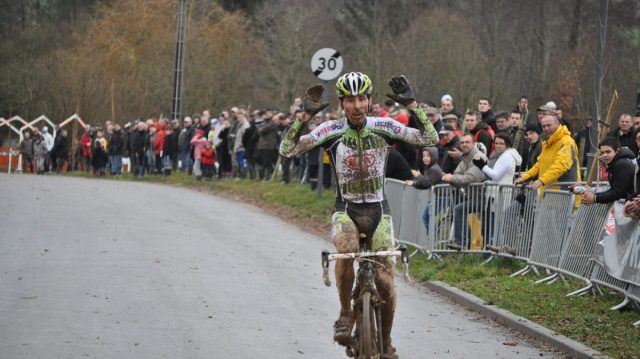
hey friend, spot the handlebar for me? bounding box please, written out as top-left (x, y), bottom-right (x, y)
top-left (321, 245), bottom-right (410, 287)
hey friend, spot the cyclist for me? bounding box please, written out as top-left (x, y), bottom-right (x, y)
top-left (280, 72), bottom-right (438, 358)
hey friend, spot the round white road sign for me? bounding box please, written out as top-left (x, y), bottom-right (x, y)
top-left (310, 48), bottom-right (343, 81)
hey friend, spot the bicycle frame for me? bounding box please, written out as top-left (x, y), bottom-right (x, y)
top-left (321, 245), bottom-right (409, 358)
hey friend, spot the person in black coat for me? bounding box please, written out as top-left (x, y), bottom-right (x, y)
top-left (108, 125), bottom-right (125, 175)
top-left (385, 147), bottom-right (413, 181)
top-left (130, 122), bottom-right (146, 176)
top-left (607, 114), bottom-right (638, 156)
top-left (242, 115), bottom-right (260, 180)
top-left (437, 125), bottom-right (462, 174)
top-left (580, 137), bottom-right (636, 205)
top-left (52, 129), bottom-right (69, 174)
top-left (91, 139), bottom-right (109, 176)
top-left (162, 125), bottom-right (177, 176)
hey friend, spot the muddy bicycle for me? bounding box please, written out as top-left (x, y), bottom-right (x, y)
top-left (321, 241), bottom-right (409, 359)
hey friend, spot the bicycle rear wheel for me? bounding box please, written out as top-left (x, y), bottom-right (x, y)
top-left (358, 292), bottom-right (378, 358)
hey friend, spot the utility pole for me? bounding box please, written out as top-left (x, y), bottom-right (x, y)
top-left (171, 0), bottom-right (187, 122)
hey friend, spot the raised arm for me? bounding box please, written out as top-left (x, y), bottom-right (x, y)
top-left (374, 75), bottom-right (438, 145)
top-left (279, 84), bottom-right (331, 158)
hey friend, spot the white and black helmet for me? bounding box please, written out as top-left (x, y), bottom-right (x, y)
top-left (335, 72), bottom-right (373, 98)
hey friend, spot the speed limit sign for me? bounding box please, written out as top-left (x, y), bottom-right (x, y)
top-left (310, 48), bottom-right (344, 81)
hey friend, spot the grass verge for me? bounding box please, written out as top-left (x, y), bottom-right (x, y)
top-left (410, 252), bottom-right (640, 359)
top-left (65, 171), bottom-right (639, 358)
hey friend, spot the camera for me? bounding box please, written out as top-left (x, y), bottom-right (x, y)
top-left (572, 185), bottom-right (587, 194)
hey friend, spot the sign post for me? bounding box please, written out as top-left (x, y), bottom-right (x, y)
top-left (310, 48), bottom-right (343, 199)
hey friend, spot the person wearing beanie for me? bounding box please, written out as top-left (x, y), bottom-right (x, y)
top-left (440, 94), bottom-right (461, 119)
top-left (522, 123), bottom-right (542, 171)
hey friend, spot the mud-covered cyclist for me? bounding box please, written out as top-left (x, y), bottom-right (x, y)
top-left (279, 72), bottom-right (438, 358)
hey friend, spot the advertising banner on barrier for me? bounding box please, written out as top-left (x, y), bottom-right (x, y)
top-left (594, 202), bottom-right (640, 287)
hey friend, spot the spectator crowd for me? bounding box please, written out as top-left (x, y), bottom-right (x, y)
top-left (16, 90), bottom-right (640, 234)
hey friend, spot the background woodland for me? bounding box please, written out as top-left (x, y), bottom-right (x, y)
top-left (1, 0), bottom-right (639, 125)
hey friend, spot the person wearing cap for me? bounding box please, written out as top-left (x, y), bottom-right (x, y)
top-left (537, 101), bottom-right (572, 133)
top-left (515, 113), bottom-right (580, 193)
top-left (440, 94), bottom-right (461, 119)
top-left (441, 113), bottom-right (461, 134)
top-left (438, 124), bottom-right (462, 174)
top-left (536, 101), bottom-right (555, 118)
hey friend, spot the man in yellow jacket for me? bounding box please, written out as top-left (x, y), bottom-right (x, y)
top-left (515, 113), bottom-right (581, 192)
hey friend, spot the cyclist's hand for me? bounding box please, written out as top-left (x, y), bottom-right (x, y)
top-left (386, 75), bottom-right (415, 107)
top-left (303, 85), bottom-right (329, 119)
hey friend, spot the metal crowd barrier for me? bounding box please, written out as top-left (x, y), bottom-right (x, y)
top-left (429, 183), bottom-right (490, 255)
top-left (384, 179), bottom-right (405, 240)
top-left (558, 203), bottom-right (613, 296)
top-left (625, 285), bottom-right (640, 327)
top-left (493, 184), bottom-right (538, 261)
top-left (516, 190), bottom-right (575, 283)
top-left (385, 179), bottom-right (634, 297)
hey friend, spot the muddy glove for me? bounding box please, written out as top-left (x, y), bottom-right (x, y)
top-left (386, 75), bottom-right (415, 106)
top-left (303, 85), bottom-right (329, 118)
top-left (472, 157), bottom-right (487, 171)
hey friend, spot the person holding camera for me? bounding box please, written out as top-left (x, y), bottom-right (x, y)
top-left (578, 137), bottom-right (635, 205)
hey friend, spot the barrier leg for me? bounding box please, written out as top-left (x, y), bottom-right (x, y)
top-left (535, 272), bottom-right (558, 285)
top-left (566, 281), bottom-right (593, 297)
top-left (531, 266), bottom-right (540, 276)
top-left (610, 297), bottom-right (629, 311)
top-left (510, 265), bottom-right (532, 277)
top-left (481, 255), bottom-right (495, 265)
top-left (426, 251), bottom-right (442, 261)
top-left (594, 284), bottom-right (604, 296)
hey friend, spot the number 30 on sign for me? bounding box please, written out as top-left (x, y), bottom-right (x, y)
top-left (310, 48), bottom-right (344, 81)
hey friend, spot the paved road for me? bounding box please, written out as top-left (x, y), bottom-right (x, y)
top-left (0, 174), bottom-right (562, 359)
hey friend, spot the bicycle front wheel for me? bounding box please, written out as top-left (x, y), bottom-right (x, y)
top-left (358, 292), bottom-right (377, 358)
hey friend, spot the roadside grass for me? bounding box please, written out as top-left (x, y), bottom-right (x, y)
top-left (63, 171), bottom-right (640, 358)
top-left (410, 252), bottom-right (640, 359)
